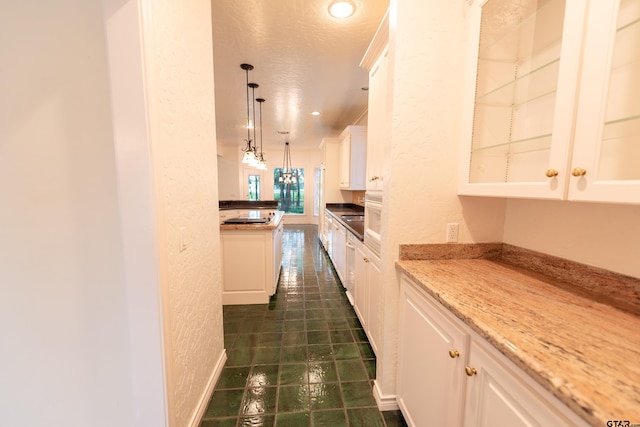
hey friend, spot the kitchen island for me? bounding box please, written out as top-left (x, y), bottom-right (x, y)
top-left (219, 204), bottom-right (284, 305)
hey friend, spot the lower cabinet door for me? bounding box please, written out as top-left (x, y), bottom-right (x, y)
top-left (354, 243), bottom-right (369, 330)
top-left (365, 249), bottom-right (381, 356)
top-left (463, 339), bottom-right (586, 427)
top-left (397, 276), bottom-right (468, 427)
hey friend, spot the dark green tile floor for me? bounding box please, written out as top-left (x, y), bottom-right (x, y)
top-left (201, 225), bottom-right (407, 427)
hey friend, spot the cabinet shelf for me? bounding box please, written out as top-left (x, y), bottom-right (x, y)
top-left (617, 15), bottom-right (640, 34)
top-left (471, 133), bottom-right (551, 154)
top-left (470, 134), bottom-right (552, 184)
top-left (604, 113), bottom-right (640, 131)
top-left (475, 58), bottom-right (559, 107)
top-left (599, 115), bottom-right (640, 180)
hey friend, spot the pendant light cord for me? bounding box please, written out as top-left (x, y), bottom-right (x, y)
top-left (245, 69), bottom-right (251, 144)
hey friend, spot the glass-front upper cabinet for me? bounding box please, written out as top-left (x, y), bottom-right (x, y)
top-left (460, 0), bottom-right (640, 204)
top-left (569, 0), bottom-right (640, 203)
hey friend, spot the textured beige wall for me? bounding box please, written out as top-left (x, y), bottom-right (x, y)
top-left (374, 0), bottom-right (507, 400)
top-left (0, 1), bottom-right (135, 425)
top-left (503, 199), bottom-right (640, 278)
top-left (143, 0), bottom-right (225, 425)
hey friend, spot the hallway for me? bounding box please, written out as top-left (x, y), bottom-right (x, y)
top-left (200, 225), bottom-right (406, 427)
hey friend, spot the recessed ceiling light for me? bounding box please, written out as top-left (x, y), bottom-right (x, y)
top-left (328, 0), bottom-right (355, 18)
top-left (311, 111), bottom-right (320, 116)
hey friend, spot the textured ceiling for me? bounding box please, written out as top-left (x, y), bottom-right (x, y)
top-left (211, 0), bottom-right (389, 150)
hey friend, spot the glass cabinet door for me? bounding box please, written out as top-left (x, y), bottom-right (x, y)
top-left (460, 0), bottom-right (586, 199)
top-left (570, 0), bottom-right (640, 203)
top-left (469, 0), bottom-right (565, 184)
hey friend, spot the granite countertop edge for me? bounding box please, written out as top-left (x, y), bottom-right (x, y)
top-left (219, 210), bottom-right (284, 231)
top-left (395, 244), bottom-right (640, 426)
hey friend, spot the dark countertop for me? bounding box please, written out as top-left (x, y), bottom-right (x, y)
top-left (219, 200), bottom-right (279, 210)
top-left (325, 203), bottom-right (364, 240)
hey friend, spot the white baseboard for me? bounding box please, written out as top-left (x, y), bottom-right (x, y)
top-left (222, 292), bottom-right (270, 305)
top-left (373, 380), bottom-right (399, 411)
top-left (189, 349), bottom-right (227, 427)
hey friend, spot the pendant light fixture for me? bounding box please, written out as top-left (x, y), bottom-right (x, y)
top-left (255, 97), bottom-right (268, 170)
top-left (240, 63), bottom-right (257, 165)
top-left (248, 82), bottom-right (260, 167)
top-left (279, 141), bottom-right (297, 184)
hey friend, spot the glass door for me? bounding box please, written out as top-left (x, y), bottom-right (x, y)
top-left (460, 0), bottom-right (587, 199)
top-left (243, 168), bottom-right (264, 200)
top-left (469, 0), bottom-right (565, 184)
top-left (570, 0), bottom-right (640, 203)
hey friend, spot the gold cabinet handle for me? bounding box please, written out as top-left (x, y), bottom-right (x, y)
top-left (465, 367), bottom-right (477, 376)
top-left (545, 169), bottom-right (559, 178)
top-left (363, 257), bottom-right (370, 263)
top-left (448, 350), bottom-right (460, 358)
top-left (571, 168), bottom-right (587, 177)
top-left (369, 176), bottom-right (380, 182)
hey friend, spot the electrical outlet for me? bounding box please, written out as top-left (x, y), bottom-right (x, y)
top-left (446, 223), bottom-right (459, 243)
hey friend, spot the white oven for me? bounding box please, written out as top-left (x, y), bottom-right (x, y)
top-left (364, 191), bottom-right (382, 256)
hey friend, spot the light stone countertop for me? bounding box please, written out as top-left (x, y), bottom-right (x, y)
top-left (219, 210), bottom-right (284, 231)
top-left (396, 258), bottom-right (640, 426)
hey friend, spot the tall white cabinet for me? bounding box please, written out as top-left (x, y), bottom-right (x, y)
top-left (360, 11), bottom-right (391, 191)
top-left (459, 0), bottom-right (640, 204)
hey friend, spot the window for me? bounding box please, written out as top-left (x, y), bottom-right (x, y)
top-left (248, 174), bottom-right (261, 201)
top-left (274, 168), bottom-right (304, 214)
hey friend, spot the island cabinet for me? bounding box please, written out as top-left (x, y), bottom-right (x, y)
top-left (360, 11), bottom-right (390, 191)
top-left (339, 125), bottom-right (367, 190)
top-left (354, 240), bottom-right (381, 356)
top-left (397, 274), bottom-right (587, 427)
top-left (220, 218), bottom-right (284, 305)
top-left (459, 0), bottom-right (640, 204)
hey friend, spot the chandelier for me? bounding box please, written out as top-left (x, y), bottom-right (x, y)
top-left (279, 141), bottom-right (297, 184)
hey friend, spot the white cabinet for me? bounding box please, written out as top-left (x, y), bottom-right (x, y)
top-left (220, 222), bottom-right (284, 305)
top-left (320, 137), bottom-right (344, 202)
top-left (398, 273), bottom-right (588, 427)
top-left (339, 125), bottom-right (367, 190)
top-left (331, 219), bottom-right (347, 283)
top-left (271, 221), bottom-right (284, 295)
top-left (354, 242), bottom-right (369, 330)
top-left (354, 240), bottom-right (381, 356)
top-left (321, 213), bottom-right (330, 251)
top-left (463, 339), bottom-right (583, 427)
top-left (345, 233), bottom-right (357, 305)
top-left (326, 215), bottom-right (335, 257)
top-left (361, 11), bottom-right (391, 191)
top-left (460, 0), bottom-right (640, 204)
top-left (397, 275), bottom-right (469, 427)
